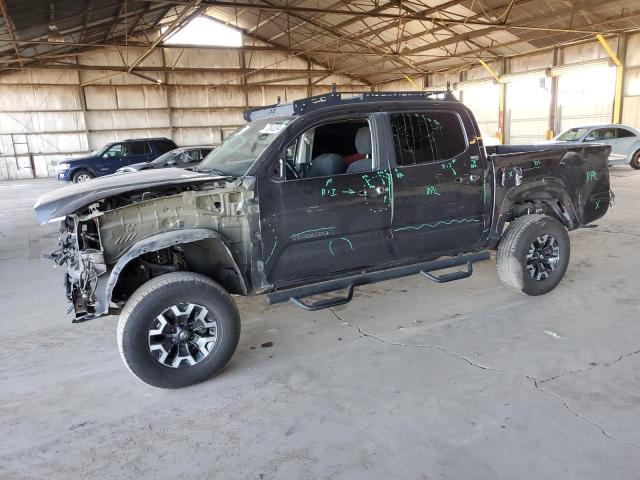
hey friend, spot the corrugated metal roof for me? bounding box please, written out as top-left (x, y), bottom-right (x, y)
top-left (1, 0), bottom-right (640, 84)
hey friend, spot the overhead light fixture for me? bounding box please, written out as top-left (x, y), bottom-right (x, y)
top-left (47, 24), bottom-right (65, 43)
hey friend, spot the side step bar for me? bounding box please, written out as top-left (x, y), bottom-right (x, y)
top-left (266, 251), bottom-right (491, 311)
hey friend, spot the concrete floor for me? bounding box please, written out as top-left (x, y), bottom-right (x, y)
top-left (1, 170), bottom-right (639, 479)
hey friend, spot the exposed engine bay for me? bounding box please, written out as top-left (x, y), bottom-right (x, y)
top-left (48, 179), bottom-right (253, 321)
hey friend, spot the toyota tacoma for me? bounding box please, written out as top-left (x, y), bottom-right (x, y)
top-left (34, 90), bottom-right (613, 388)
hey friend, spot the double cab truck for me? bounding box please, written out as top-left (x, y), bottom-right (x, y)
top-left (34, 90), bottom-right (612, 389)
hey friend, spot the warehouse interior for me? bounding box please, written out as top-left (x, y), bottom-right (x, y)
top-left (1, 0), bottom-right (640, 179)
top-left (2, 1), bottom-right (640, 478)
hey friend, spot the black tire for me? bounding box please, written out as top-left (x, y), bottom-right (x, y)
top-left (497, 214), bottom-right (570, 296)
top-left (630, 150), bottom-right (640, 169)
top-left (71, 169), bottom-right (94, 183)
top-left (117, 272), bottom-right (241, 389)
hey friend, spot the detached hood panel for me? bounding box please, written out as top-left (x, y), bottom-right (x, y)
top-left (34, 168), bottom-right (220, 224)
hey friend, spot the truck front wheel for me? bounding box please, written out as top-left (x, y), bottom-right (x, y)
top-left (497, 214), bottom-right (570, 296)
top-left (117, 272), bottom-right (241, 388)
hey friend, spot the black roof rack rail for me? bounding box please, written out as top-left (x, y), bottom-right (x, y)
top-left (243, 89), bottom-right (457, 122)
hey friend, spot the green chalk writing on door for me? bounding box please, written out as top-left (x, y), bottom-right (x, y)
top-left (425, 185), bottom-right (440, 196)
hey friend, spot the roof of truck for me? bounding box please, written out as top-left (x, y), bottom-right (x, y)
top-left (244, 89), bottom-right (459, 122)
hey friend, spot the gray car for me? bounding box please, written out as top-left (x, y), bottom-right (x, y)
top-left (116, 146), bottom-right (215, 173)
top-left (551, 124), bottom-right (640, 169)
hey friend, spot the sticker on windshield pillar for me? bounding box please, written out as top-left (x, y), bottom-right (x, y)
top-left (259, 123), bottom-right (289, 134)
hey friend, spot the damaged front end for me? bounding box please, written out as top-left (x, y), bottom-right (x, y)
top-left (39, 174), bottom-right (256, 323)
top-left (49, 209), bottom-right (108, 321)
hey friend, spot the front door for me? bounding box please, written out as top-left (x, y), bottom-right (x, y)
top-left (386, 109), bottom-right (489, 262)
top-left (258, 115), bottom-right (393, 288)
top-left (96, 143), bottom-right (126, 175)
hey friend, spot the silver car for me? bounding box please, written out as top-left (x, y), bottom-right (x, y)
top-left (551, 124), bottom-right (640, 169)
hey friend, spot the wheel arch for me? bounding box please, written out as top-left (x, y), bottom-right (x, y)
top-left (97, 229), bottom-right (248, 317)
top-left (495, 177), bottom-right (578, 236)
top-left (70, 165), bottom-right (96, 179)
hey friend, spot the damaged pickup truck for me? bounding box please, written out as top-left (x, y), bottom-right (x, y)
top-left (34, 90), bottom-right (612, 389)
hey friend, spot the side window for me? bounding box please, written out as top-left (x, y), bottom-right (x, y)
top-left (390, 112), bottom-right (466, 166)
top-left (585, 128), bottom-right (614, 141)
top-left (616, 128), bottom-right (635, 138)
top-left (200, 148), bottom-right (213, 158)
top-left (103, 144), bottom-right (124, 158)
top-left (279, 119), bottom-right (373, 180)
top-left (177, 150), bottom-right (200, 165)
top-left (127, 142), bottom-right (151, 156)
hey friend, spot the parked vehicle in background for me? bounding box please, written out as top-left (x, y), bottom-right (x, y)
top-left (116, 146), bottom-right (215, 174)
top-left (56, 138), bottom-right (178, 183)
top-left (550, 124), bottom-right (640, 169)
top-left (35, 90), bottom-right (612, 389)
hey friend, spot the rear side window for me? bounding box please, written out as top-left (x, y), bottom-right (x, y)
top-left (390, 112), bottom-right (466, 166)
top-left (127, 142), bottom-right (151, 155)
top-left (616, 128), bottom-right (636, 138)
top-left (156, 140), bottom-right (178, 153)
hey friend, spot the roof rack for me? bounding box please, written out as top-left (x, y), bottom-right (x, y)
top-left (244, 86), bottom-right (457, 122)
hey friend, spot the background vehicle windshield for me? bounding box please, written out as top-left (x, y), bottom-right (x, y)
top-left (150, 151), bottom-right (178, 165)
top-left (556, 128), bottom-right (588, 141)
top-left (197, 116), bottom-right (294, 176)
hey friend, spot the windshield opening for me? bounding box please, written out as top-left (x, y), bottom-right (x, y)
top-left (556, 128), bottom-right (588, 141)
top-left (197, 116), bottom-right (294, 176)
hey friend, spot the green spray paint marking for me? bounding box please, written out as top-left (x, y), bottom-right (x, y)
top-left (290, 226), bottom-right (336, 240)
top-left (441, 158), bottom-right (457, 175)
top-left (321, 178), bottom-right (336, 197)
top-left (329, 237), bottom-right (354, 256)
top-left (425, 185), bottom-right (440, 196)
top-left (394, 218), bottom-right (480, 232)
top-left (362, 174), bottom-right (374, 188)
top-left (594, 199), bottom-right (601, 210)
top-left (532, 159), bottom-right (541, 167)
top-left (342, 188), bottom-right (356, 195)
top-left (265, 238), bottom-right (278, 264)
top-left (376, 170), bottom-right (393, 186)
top-left (586, 170), bottom-right (598, 182)
top-left (394, 168), bottom-right (405, 179)
top-left (470, 156), bottom-right (479, 169)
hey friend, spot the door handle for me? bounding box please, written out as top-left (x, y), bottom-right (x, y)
top-left (358, 185), bottom-right (388, 197)
top-left (455, 174), bottom-right (481, 184)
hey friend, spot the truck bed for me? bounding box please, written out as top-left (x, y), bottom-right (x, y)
top-left (485, 143), bottom-right (612, 234)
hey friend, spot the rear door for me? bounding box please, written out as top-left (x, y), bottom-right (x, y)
top-left (258, 114), bottom-right (394, 288)
top-left (386, 109), bottom-right (489, 262)
top-left (125, 141), bottom-right (153, 165)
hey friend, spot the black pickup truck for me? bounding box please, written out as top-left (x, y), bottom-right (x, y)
top-left (34, 90), bottom-right (612, 388)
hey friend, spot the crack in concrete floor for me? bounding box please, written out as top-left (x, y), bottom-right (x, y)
top-left (330, 309), bottom-right (640, 449)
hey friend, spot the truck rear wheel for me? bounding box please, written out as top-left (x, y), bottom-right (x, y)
top-left (117, 272), bottom-right (241, 389)
top-left (497, 214), bottom-right (570, 296)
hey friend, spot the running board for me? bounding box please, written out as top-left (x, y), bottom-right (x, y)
top-left (266, 251), bottom-right (491, 311)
